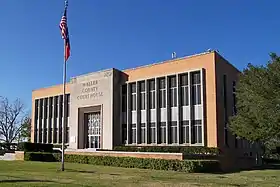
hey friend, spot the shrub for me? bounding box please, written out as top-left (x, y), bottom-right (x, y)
top-left (23, 142), bottom-right (53, 153)
top-left (24, 152), bottom-right (220, 173)
top-left (98, 146), bottom-right (220, 155)
top-left (24, 152), bottom-right (61, 162)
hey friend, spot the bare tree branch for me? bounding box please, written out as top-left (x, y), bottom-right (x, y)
top-left (0, 96), bottom-right (26, 146)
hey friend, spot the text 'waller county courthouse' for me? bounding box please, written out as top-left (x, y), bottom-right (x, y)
top-left (31, 50), bottom-right (258, 155)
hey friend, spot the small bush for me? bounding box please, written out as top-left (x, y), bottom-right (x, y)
top-left (24, 152), bottom-right (220, 173)
top-left (98, 146), bottom-right (220, 155)
top-left (23, 142), bottom-right (53, 153)
top-left (24, 152), bottom-right (61, 162)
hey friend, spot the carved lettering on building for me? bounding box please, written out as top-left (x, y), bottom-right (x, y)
top-left (77, 80), bottom-right (103, 100)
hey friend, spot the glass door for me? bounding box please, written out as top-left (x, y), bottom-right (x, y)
top-left (87, 112), bottom-right (101, 149)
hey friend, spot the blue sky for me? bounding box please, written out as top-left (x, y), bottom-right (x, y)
top-left (0, 0), bottom-right (279, 110)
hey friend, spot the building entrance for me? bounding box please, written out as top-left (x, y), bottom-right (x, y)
top-left (85, 112), bottom-right (101, 149)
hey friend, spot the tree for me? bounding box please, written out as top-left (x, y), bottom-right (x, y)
top-left (0, 97), bottom-right (27, 147)
top-left (229, 53), bottom-right (280, 149)
top-left (18, 116), bottom-right (31, 142)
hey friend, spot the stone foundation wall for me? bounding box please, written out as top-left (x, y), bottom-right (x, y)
top-left (15, 151), bottom-right (24, 161)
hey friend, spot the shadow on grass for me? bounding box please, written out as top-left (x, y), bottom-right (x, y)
top-left (0, 179), bottom-right (53, 183)
top-left (64, 168), bottom-right (96, 174)
top-left (210, 164), bottom-right (280, 174)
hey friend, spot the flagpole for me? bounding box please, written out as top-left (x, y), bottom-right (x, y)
top-left (61, 39), bottom-right (67, 171)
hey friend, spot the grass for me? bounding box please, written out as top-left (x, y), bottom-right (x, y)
top-left (0, 161), bottom-right (280, 187)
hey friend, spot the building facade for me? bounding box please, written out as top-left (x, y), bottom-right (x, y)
top-left (31, 51), bottom-right (254, 153)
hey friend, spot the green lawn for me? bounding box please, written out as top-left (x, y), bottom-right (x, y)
top-left (0, 161), bottom-right (280, 187)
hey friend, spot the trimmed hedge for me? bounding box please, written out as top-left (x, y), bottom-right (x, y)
top-left (23, 142), bottom-right (53, 153)
top-left (24, 152), bottom-right (220, 173)
top-left (24, 152), bottom-right (61, 162)
top-left (98, 146), bottom-right (220, 155)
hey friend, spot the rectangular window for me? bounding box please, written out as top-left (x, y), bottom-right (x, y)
top-left (34, 130), bottom-right (38, 143)
top-left (191, 72), bottom-right (201, 105)
top-left (149, 80), bottom-right (155, 109)
top-left (38, 129), bottom-right (42, 143)
top-left (44, 98), bottom-right (48, 119)
top-left (48, 126), bottom-right (52, 144)
top-left (66, 94), bottom-right (70, 117)
top-left (140, 123), bottom-right (146, 143)
top-left (66, 127), bottom-right (69, 144)
top-left (58, 127), bottom-right (62, 144)
top-left (131, 83), bottom-right (136, 111)
top-left (181, 121), bottom-right (189, 143)
top-left (49, 97), bottom-right (53, 118)
top-left (233, 81), bottom-right (237, 115)
top-left (59, 95), bottom-right (63, 118)
top-left (54, 96), bottom-right (58, 118)
top-left (223, 75), bottom-right (228, 146)
top-left (170, 121), bottom-right (177, 143)
top-left (149, 123), bottom-right (156, 143)
top-left (34, 100), bottom-right (39, 142)
top-left (39, 99), bottom-right (43, 119)
top-left (132, 124), bottom-right (136, 144)
top-left (180, 74), bottom-right (189, 106)
top-left (192, 120), bottom-right (202, 144)
top-left (122, 124), bottom-right (127, 144)
top-left (140, 82), bottom-right (145, 110)
top-left (122, 85), bottom-right (127, 112)
top-left (53, 128), bottom-right (58, 143)
top-left (169, 76), bottom-right (177, 107)
top-left (159, 122), bottom-right (166, 144)
top-left (35, 100), bottom-right (39, 120)
top-left (43, 128), bottom-right (47, 143)
top-left (159, 78), bottom-right (166, 108)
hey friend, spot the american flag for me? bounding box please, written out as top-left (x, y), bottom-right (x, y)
top-left (59, 0), bottom-right (70, 62)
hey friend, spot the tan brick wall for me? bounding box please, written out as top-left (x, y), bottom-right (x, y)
top-left (65, 151), bottom-right (183, 160)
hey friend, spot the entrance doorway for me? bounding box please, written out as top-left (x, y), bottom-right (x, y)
top-left (85, 112), bottom-right (101, 149)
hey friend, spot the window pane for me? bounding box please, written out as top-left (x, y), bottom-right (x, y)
top-left (197, 85), bottom-right (201, 105)
top-left (54, 96), bottom-right (58, 118)
top-left (180, 74), bottom-right (188, 86)
top-left (149, 80), bottom-right (155, 90)
top-left (39, 99), bottom-right (43, 119)
top-left (149, 123), bottom-right (156, 143)
top-left (159, 78), bottom-right (165, 89)
top-left (122, 84), bottom-right (127, 94)
top-left (59, 95), bottom-right (63, 118)
top-left (122, 124), bottom-right (127, 144)
top-left (35, 100), bottom-right (39, 120)
top-left (193, 120), bottom-right (202, 144)
top-left (181, 86), bottom-right (189, 106)
top-left (49, 97), bottom-right (53, 118)
top-left (122, 95), bottom-right (127, 112)
top-left (160, 90), bottom-right (166, 108)
top-left (160, 122), bottom-right (166, 143)
top-left (170, 122), bottom-right (177, 143)
top-left (181, 121), bottom-right (189, 143)
top-left (149, 91), bottom-right (155, 109)
top-left (141, 93), bottom-right (145, 110)
top-left (132, 124), bottom-right (136, 144)
top-left (170, 76), bottom-right (176, 88)
top-left (140, 81), bottom-right (145, 92)
top-left (192, 72), bottom-right (201, 84)
top-left (131, 83), bottom-right (136, 93)
top-left (132, 95), bottom-right (136, 111)
top-left (141, 123), bottom-right (146, 144)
